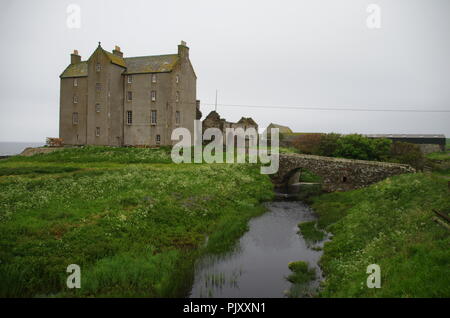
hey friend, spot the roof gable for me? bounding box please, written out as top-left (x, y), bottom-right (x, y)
top-left (61, 45), bottom-right (181, 78)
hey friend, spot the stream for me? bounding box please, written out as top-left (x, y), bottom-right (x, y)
top-left (189, 201), bottom-right (327, 298)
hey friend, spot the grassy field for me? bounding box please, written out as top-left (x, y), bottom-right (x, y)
top-left (311, 171), bottom-right (450, 297)
top-left (0, 146), bottom-right (273, 297)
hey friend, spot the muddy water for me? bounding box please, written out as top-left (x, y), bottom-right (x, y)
top-left (189, 201), bottom-right (326, 298)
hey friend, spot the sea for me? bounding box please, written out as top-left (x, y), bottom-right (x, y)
top-left (0, 142), bottom-right (45, 156)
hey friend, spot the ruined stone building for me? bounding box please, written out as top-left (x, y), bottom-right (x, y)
top-left (202, 110), bottom-right (258, 144)
top-left (59, 41), bottom-right (199, 146)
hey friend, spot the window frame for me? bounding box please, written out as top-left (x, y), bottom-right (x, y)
top-left (127, 91), bottom-right (132, 102)
top-left (96, 63), bottom-right (101, 72)
top-left (128, 75), bottom-right (133, 84)
top-left (72, 112), bottom-right (79, 125)
top-left (175, 111), bottom-right (180, 125)
top-left (151, 110), bottom-right (157, 125)
top-left (73, 95), bottom-right (78, 104)
top-left (126, 110), bottom-right (132, 125)
top-left (95, 127), bottom-right (100, 137)
top-left (151, 90), bottom-right (156, 102)
top-left (151, 74), bottom-right (157, 83)
top-left (74, 78), bottom-right (78, 87)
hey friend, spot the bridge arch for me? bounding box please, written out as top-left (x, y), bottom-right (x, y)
top-left (272, 154), bottom-right (415, 192)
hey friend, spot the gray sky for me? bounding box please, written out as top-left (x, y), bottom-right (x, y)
top-left (0, 0), bottom-right (449, 142)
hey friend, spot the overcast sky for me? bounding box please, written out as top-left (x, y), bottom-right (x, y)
top-left (0, 0), bottom-right (449, 142)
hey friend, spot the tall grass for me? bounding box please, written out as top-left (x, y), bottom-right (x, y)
top-left (0, 147), bottom-right (273, 297)
top-left (312, 173), bottom-right (450, 297)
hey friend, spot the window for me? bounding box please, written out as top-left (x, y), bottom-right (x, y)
top-left (175, 111), bottom-right (180, 125)
top-left (127, 111), bottom-right (132, 125)
top-left (96, 63), bottom-right (101, 72)
top-left (128, 75), bottom-right (133, 84)
top-left (73, 95), bottom-right (78, 104)
top-left (156, 135), bottom-right (161, 144)
top-left (152, 74), bottom-right (157, 83)
top-left (96, 83), bottom-right (102, 92)
top-left (151, 110), bottom-right (157, 125)
top-left (95, 103), bottom-right (101, 113)
top-left (72, 112), bottom-right (79, 125)
top-left (175, 75), bottom-right (179, 84)
top-left (74, 78), bottom-right (78, 87)
top-left (176, 91), bottom-right (179, 102)
top-left (151, 90), bottom-right (156, 102)
top-left (95, 127), bottom-right (100, 137)
top-left (127, 91), bottom-right (132, 101)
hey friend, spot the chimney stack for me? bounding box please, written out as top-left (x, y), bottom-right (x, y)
top-left (71, 49), bottom-right (81, 64)
top-left (113, 45), bottom-right (123, 57)
top-left (178, 40), bottom-right (189, 59)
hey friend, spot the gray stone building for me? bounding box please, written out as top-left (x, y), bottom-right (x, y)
top-left (59, 41), bottom-right (198, 146)
top-left (201, 110), bottom-right (258, 145)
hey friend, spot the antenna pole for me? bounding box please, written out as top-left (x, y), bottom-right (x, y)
top-left (215, 90), bottom-right (218, 112)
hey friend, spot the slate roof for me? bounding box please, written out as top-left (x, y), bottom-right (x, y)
top-left (266, 123), bottom-right (293, 133)
top-left (124, 54), bottom-right (179, 74)
top-left (60, 49), bottom-right (178, 78)
top-left (60, 61), bottom-right (88, 78)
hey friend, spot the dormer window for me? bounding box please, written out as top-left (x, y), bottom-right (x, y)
top-left (96, 63), bottom-right (101, 72)
top-left (152, 74), bottom-right (157, 83)
top-left (128, 75), bottom-right (133, 84)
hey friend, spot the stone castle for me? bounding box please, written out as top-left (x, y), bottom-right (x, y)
top-left (59, 41), bottom-right (199, 146)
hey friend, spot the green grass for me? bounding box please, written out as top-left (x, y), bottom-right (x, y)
top-left (287, 261), bottom-right (316, 284)
top-left (286, 260), bottom-right (317, 297)
top-left (5, 145), bottom-right (174, 164)
top-left (0, 147), bottom-right (273, 297)
top-left (426, 151), bottom-right (450, 161)
top-left (299, 170), bottom-right (322, 183)
top-left (311, 172), bottom-right (450, 297)
top-left (298, 221), bottom-right (325, 242)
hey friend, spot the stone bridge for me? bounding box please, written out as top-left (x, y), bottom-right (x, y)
top-left (272, 153), bottom-right (416, 192)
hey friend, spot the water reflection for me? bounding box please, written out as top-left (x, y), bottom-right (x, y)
top-left (190, 201), bottom-right (326, 298)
